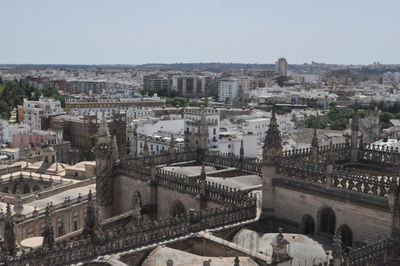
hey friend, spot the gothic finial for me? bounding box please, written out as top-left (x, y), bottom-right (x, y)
top-left (143, 137), bottom-right (149, 157)
top-left (263, 108), bottom-right (282, 163)
top-left (6, 203), bottom-right (11, 217)
top-left (97, 110), bottom-right (110, 144)
top-left (200, 163), bottom-right (206, 180)
top-left (351, 102), bottom-right (359, 131)
top-left (169, 133), bottom-right (175, 153)
top-left (311, 128), bottom-right (318, 147)
top-left (332, 228), bottom-right (343, 257)
top-left (240, 139), bottom-right (244, 159)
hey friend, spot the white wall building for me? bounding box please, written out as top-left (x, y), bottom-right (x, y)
top-left (218, 78), bottom-right (239, 103)
top-left (23, 97), bottom-right (64, 130)
top-left (184, 107), bottom-right (220, 149)
top-left (218, 132), bottom-right (259, 158)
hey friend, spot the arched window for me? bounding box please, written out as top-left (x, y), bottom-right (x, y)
top-left (301, 215), bottom-right (315, 235)
top-left (338, 224), bottom-right (353, 249)
top-left (23, 184), bottom-right (30, 194)
top-left (170, 201), bottom-right (186, 217)
top-left (319, 208), bottom-right (336, 235)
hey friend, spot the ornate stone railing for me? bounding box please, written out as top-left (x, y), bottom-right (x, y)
top-left (360, 144), bottom-right (400, 166)
top-left (340, 238), bottom-right (400, 265)
top-left (118, 161), bottom-right (256, 207)
top-left (126, 149), bottom-right (198, 166)
top-left (281, 142), bottom-right (351, 163)
top-left (331, 169), bottom-right (397, 198)
top-left (0, 171), bottom-right (64, 186)
top-left (204, 152), bottom-right (261, 174)
top-left (7, 203), bottom-right (257, 266)
top-left (20, 192), bottom-right (94, 221)
top-left (278, 160), bottom-right (398, 198)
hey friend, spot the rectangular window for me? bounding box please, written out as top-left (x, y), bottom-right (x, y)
top-left (73, 220), bottom-right (78, 231)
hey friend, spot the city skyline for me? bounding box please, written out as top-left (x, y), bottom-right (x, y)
top-left (1, 0), bottom-right (400, 65)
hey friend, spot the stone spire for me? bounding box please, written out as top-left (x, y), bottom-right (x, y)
top-left (331, 228), bottom-right (343, 266)
top-left (198, 105), bottom-right (209, 161)
top-left (200, 163), bottom-right (206, 195)
top-left (3, 203), bottom-right (15, 256)
top-left (95, 110), bottom-right (114, 220)
top-left (240, 139), bottom-right (244, 159)
top-left (311, 128), bottom-right (319, 163)
top-left (169, 133), bottom-right (175, 154)
top-left (263, 109), bottom-right (282, 165)
top-left (111, 135), bottom-right (120, 166)
top-left (143, 137), bottom-right (149, 157)
top-left (13, 185), bottom-right (24, 221)
top-left (97, 111), bottom-right (110, 144)
top-left (41, 207), bottom-right (54, 249)
top-left (351, 102), bottom-right (359, 162)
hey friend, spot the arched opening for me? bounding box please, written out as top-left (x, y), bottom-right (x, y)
top-left (301, 215), bottom-right (315, 235)
top-left (319, 208), bottom-right (336, 235)
top-left (3, 187), bottom-right (9, 193)
top-left (12, 184), bottom-right (18, 194)
top-left (338, 224), bottom-right (353, 249)
top-left (44, 156), bottom-right (49, 163)
top-left (52, 155), bottom-right (55, 163)
top-left (33, 185), bottom-right (40, 192)
top-left (170, 201), bottom-right (186, 217)
top-left (23, 184), bottom-right (30, 194)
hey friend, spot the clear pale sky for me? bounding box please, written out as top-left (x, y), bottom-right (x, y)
top-left (1, 0), bottom-right (399, 65)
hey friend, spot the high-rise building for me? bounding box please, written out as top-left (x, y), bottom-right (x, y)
top-left (275, 58), bottom-right (288, 76)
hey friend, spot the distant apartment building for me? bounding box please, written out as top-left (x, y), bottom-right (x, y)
top-left (23, 97), bottom-right (64, 130)
top-left (65, 80), bottom-right (107, 94)
top-left (275, 58), bottom-right (288, 76)
top-left (143, 75), bottom-right (173, 93)
top-left (175, 75), bottom-right (205, 96)
top-left (218, 78), bottom-right (249, 103)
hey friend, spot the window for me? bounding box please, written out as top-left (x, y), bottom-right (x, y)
top-left (73, 220), bottom-right (78, 231)
top-left (213, 128), bottom-right (216, 135)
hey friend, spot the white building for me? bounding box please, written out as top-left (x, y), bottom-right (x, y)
top-left (184, 107), bottom-right (220, 149)
top-left (0, 148), bottom-right (20, 162)
top-left (275, 58), bottom-right (288, 76)
top-left (218, 132), bottom-right (259, 158)
top-left (136, 134), bottom-right (184, 155)
top-left (126, 107), bottom-right (154, 122)
top-left (23, 97), bottom-right (64, 130)
top-left (0, 120), bottom-right (30, 144)
top-left (218, 78), bottom-right (239, 103)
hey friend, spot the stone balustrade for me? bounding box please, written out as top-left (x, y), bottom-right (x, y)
top-left (7, 203), bottom-right (257, 265)
top-left (340, 238), bottom-right (399, 265)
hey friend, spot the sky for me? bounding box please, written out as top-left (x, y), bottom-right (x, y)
top-left (1, 0), bottom-right (399, 65)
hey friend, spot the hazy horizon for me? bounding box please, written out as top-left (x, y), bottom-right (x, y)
top-left (1, 0), bottom-right (399, 65)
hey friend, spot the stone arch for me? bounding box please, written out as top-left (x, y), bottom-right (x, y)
top-left (318, 207), bottom-right (336, 235)
top-left (23, 183), bottom-right (30, 194)
top-left (170, 200), bottom-right (186, 217)
top-left (33, 185), bottom-right (40, 192)
top-left (12, 184), bottom-right (19, 194)
top-left (301, 214), bottom-right (315, 235)
top-left (338, 224), bottom-right (353, 249)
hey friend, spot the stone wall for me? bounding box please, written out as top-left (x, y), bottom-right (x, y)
top-left (270, 185), bottom-right (392, 243)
